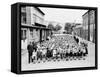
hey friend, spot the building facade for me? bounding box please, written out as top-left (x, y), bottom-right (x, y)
top-left (73, 24), bottom-right (83, 37)
top-left (82, 10), bottom-right (95, 43)
top-left (82, 12), bottom-right (89, 40)
top-left (21, 6), bottom-right (51, 50)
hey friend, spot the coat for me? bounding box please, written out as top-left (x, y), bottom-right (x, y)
top-left (27, 44), bottom-right (33, 54)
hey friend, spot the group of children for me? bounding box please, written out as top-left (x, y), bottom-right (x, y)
top-left (31, 35), bottom-right (88, 63)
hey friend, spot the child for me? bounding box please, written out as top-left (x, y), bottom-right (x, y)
top-left (81, 47), bottom-right (86, 56)
top-left (42, 48), bottom-right (47, 60)
top-left (32, 50), bottom-right (37, 63)
top-left (53, 49), bottom-right (57, 59)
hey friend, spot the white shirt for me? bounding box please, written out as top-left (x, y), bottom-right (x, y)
top-left (32, 52), bottom-right (37, 57)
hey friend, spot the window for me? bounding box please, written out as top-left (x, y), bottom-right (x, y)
top-left (33, 14), bottom-right (36, 23)
top-left (21, 13), bottom-right (26, 24)
top-left (30, 28), bottom-right (33, 38)
top-left (21, 7), bottom-right (26, 24)
top-left (21, 30), bottom-right (27, 40)
top-left (33, 14), bottom-right (44, 24)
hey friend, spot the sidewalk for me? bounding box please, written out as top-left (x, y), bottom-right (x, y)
top-left (21, 49), bottom-right (28, 55)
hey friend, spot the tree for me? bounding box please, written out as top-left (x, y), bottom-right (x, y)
top-left (48, 23), bottom-right (55, 31)
top-left (64, 23), bottom-right (72, 34)
top-left (54, 24), bottom-right (62, 31)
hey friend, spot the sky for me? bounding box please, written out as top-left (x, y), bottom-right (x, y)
top-left (39, 7), bottom-right (88, 24)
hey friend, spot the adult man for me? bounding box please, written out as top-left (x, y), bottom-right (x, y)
top-left (73, 35), bottom-right (79, 44)
top-left (27, 42), bottom-right (33, 64)
top-left (32, 41), bottom-right (37, 52)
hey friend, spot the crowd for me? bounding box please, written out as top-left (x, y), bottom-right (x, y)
top-left (27, 34), bottom-right (88, 64)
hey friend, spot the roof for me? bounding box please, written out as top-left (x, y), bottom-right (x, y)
top-left (21, 6), bottom-right (45, 15)
top-left (21, 23), bottom-right (51, 30)
top-left (82, 10), bottom-right (91, 17)
top-left (35, 22), bottom-right (46, 27)
top-left (35, 7), bottom-right (45, 15)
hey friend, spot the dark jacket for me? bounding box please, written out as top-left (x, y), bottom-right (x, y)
top-left (74, 36), bottom-right (79, 44)
top-left (32, 42), bottom-right (37, 50)
top-left (27, 44), bottom-right (33, 54)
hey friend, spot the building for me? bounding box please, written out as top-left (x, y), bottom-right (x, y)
top-left (82, 10), bottom-right (95, 43)
top-left (64, 22), bottom-right (82, 35)
top-left (21, 6), bottom-right (51, 50)
top-left (73, 24), bottom-right (83, 37)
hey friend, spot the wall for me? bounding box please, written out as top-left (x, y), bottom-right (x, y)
top-left (21, 6), bottom-right (45, 46)
top-left (82, 12), bottom-right (89, 40)
top-left (89, 10), bottom-right (95, 43)
top-left (0, 0), bottom-right (99, 77)
top-left (82, 10), bottom-right (95, 43)
top-left (21, 6), bottom-right (44, 25)
top-left (31, 7), bottom-right (44, 25)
